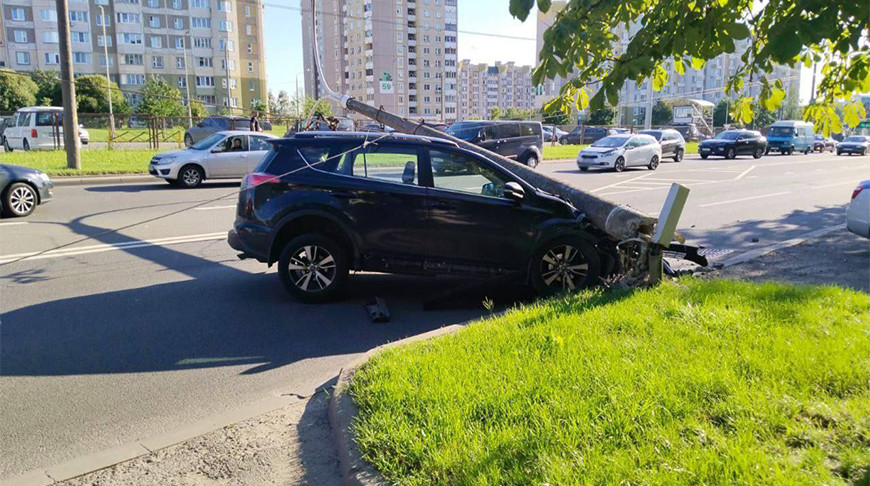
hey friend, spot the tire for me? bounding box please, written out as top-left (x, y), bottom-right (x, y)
top-left (804, 147), bottom-right (810, 155)
top-left (700, 154), bottom-right (708, 160)
top-left (530, 236), bottom-right (601, 296)
top-left (558, 137), bottom-right (566, 145)
top-left (22, 139), bottom-right (30, 151)
top-left (3, 138), bottom-right (12, 152)
top-left (785, 147), bottom-right (793, 155)
top-left (176, 164), bottom-right (204, 188)
top-left (753, 147), bottom-right (764, 159)
top-left (3, 182), bottom-right (37, 217)
top-left (725, 147), bottom-right (736, 159)
top-left (579, 167), bottom-right (589, 172)
top-left (765, 148), bottom-right (770, 155)
top-left (184, 133), bottom-right (193, 148)
top-left (278, 234), bottom-right (349, 303)
top-left (837, 151), bottom-right (842, 156)
top-left (673, 148), bottom-right (684, 162)
top-left (613, 156), bottom-right (626, 172)
top-left (648, 155), bottom-right (659, 170)
top-left (525, 152), bottom-right (539, 169)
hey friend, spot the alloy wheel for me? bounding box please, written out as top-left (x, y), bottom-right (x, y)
top-left (181, 167), bottom-right (202, 187)
top-left (648, 155), bottom-right (659, 170)
top-left (9, 185), bottom-right (35, 215)
top-left (539, 244), bottom-right (589, 291)
top-left (286, 245), bottom-right (337, 293)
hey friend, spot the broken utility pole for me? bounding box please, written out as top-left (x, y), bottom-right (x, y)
top-left (55, 0), bottom-right (81, 169)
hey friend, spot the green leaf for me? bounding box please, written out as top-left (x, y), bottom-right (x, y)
top-left (652, 64), bottom-right (669, 91)
top-left (508, 0), bottom-right (535, 22)
top-left (717, 0), bottom-right (728, 6)
top-left (730, 22), bottom-right (751, 40)
top-left (536, 0), bottom-right (551, 13)
top-left (577, 88), bottom-right (590, 110)
top-left (674, 59), bottom-right (686, 75)
top-left (843, 101), bottom-right (866, 128)
top-left (691, 57), bottom-right (706, 70)
top-left (763, 87), bottom-right (786, 111)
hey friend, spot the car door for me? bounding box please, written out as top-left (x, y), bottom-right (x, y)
top-left (623, 137), bottom-right (643, 166)
top-left (736, 133), bottom-right (754, 155)
top-left (206, 135), bottom-right (248, 177)
top-left (247, 135), bottom-right (273, 172)
top-left (497, 123), bottom-right (522, 158)
top-left (660, 132), bottom-right (674, 155)
top-left (423, 147), bottom-right (548, 271)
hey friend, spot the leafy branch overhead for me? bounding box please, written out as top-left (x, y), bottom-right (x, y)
top-left (512, 0), bottom-right (870, 134)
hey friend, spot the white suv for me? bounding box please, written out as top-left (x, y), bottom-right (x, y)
top-left (3, 106), bottom-right (89, 151)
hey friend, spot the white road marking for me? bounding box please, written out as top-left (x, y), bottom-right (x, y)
top-left (0, 232), bottom-right (226, 264)
top-left (733, 165), bottom-right (756, 181)
top-left (192, 205), bottom-right (237, 211)
top-left (811, 181), bottom-right (859, 190)
top-left (590, 173), bottom-right (654, 193)
top-left (698, 191), bottom-right (792, 208)
top-left (0, 221), bottom-right (29, 226)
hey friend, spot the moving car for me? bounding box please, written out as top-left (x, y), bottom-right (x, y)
top-left (846, 180), bottom-right (870, 238)
top-left (447, 120), bottom-right (543, 168)
top-left (639, 128), bottom-right (687, 162)
top-left (765, 120), bottom-right (814, 155)
top-left (3, 107), bottom-right (89, 151)
top-left (837, 135), bottom-right (870, 156)
top-left (576, 134), bottom-right (662, 172)
top-left (813, 134), bottom-right (836, 153)
top-left (185, 116), bottom-right (253, 147)
top-left (228, 131), bottom-right (615, 302)
top-left (0, 164), bottom-right (53, 217)
top-left (542, 126), bottom-right (567, 142)
top-left (698, 130), bottom-right (766, 159)
top-left (559, 126), bottom-right (615, 145)
top-left (148, 131), bottom-right (278, 188)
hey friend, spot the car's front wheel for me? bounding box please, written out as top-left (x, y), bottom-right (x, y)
top-left (725, 147), bottom-right (736, 159)
top-left (525, 153), bottom-right (539, 168)
top-left (613, 156), bottom-right (626, 172)
top-left (176, 164), bottom-right (204, 188)
top-left (3, 182), bottom-right (37, 217)
top-left (530, 236), bottom-right (601, 296)
top-left (648, 155), bottom-right (659, 170)
top-left (278, 234), bottom-right (349, 302)
top-left (753, 147), bottom-right (764, 159)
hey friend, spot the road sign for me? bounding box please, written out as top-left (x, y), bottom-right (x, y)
top-left (379, 72), bottom-right (394, 94)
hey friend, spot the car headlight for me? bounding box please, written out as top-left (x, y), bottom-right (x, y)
top-left (156, 156), bottom-right (177, 165)
top-left (37, 172), bottom-right (51, 183)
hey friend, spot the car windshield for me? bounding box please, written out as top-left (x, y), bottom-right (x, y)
top-left (715, 131), bottom-right (742, 140)
top-left (191, 133), bottom-right (225, 150)
top-left (592, 135), bottom-right (630, 148)
top-left (845, 136), bottom-right (866, 142)
top-left (446, 122), bottom-right (485, 141)
top-left (640, 130), bottom-right (662, 141)
top-left (768, 127), bottom-right (794, 137)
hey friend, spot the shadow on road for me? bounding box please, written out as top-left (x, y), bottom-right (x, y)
top-left (85, 181), bottom-right (241, 193)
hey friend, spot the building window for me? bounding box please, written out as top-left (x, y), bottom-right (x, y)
top-left (13, 30), bottom-right (28, 43)
top-left (196, 76), bottom-right (214, 87)
top-left (40, 9), bottom-right (57, 22)
top-left (174, 18), bottom-right (184, 29)
top-left (44, 52), bottom-right (60, 64)
top-left (244, 5), bottom-right (250, 16)
top-left (245, 24), bottom-right (251, 35)
top-left (194, 37), bottom-right (212, 48)
top-left (217, 1), bottom-right (231, 12)
top-left (116, 12), bottom-right (141, 24)
top-left (191, 0), bottom-right (209, 7)
top-left (175, 37), bottom-right (185, 49)
top-left (73, 52), bottom-right (91, 64)
top-left (94, 0), bottom-right (108, 5)
top-left (16, 52), bottom-right (31, 65)
top-left (178, 77), bottom-right (187, 88)
top-left (218, 20), bottom-right (233, 32)
top-left (43, 31), bottom-right (59, 43)
top-left (191, 17), bottom-right (210, 29)
top-left (99, 54), bottom-right (113, 67)
top-left (197, 56), bottom-right (213, 67)
top-left (121, 33), bottom-right (143, 45)
top-left (248, 79), bottom-right (254, 91)
top-left (147, 0), bottom-right (159, 7)
top-left (152, 56), bottom-right (164, 68)
top-left (72, 32), bottom-right (89, 43)
top-left (149, 15), bottom-right (161, 28)
top-left (122, 74), bottom-right (145, 86)
top-left (172, 0), bottom-right (182, 9)
top-left (218, 39), bottom-right (233, 51)
top-left (95, 14), bottom-right (111, 26)
top-left (220, 59), bottom-right (235, 70)
top-left (247, 61), bottom-right (253, 73)
top-left (150, 36), bottom-right (162, 48)
top-left (176, 56), bottom-right (185, 68)
top-left (69, 11), bottom-right (87, 22)
top-left (124, 54), bottom-right (143, 65)
top-left (97, 35), bottom-right (112, 47)
top-left (246, 44), bottom-right (252, 54)
top-left (10, 8), bottom-right (26, 21)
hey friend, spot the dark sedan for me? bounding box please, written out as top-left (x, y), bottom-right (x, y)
top-left (1, 164), bottom-right (53, 217)
top-left (559, 127), bottom-right (616, 145)
top-left (698, 130), bottom-right (766, 159)
top-left (837, 135), bottom-right (869, 156)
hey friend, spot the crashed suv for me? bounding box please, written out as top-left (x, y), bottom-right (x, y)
top-left (228, 132), bottom-right (619, 302)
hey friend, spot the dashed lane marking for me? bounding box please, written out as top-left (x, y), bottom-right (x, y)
top-left (698, 191), bottom-right (792, 208)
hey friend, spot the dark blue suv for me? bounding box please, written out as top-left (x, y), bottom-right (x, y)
top-left (228, 132), bottom-right (612, 302)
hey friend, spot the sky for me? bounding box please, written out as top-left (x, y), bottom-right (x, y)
top-left (262, 0), bottom-right (538, 96)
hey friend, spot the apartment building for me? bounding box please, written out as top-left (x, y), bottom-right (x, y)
top-left (457, 60), bottom-right (534, 120)
top-left (0, 0), bottom-right (267, 113)
top-left (301, 0), bottom-right (458, 123)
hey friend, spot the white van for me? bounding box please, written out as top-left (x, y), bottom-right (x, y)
top-left (2, 107), bottom-right (89, 151)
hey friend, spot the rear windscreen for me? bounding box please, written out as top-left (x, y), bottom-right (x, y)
top-left (257, 142), bottom-right (350, 176)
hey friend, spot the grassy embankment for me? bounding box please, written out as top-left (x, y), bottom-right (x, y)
top-left (1, 149), bottom-right (158, 176)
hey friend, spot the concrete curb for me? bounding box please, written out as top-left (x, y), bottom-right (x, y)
top-left (51, 174), bottom-right (153, 187)
top-left (0, 393), bottom-right (303, 486)
top-left (328, 324), bottom-right (467, 486)
top-left (719, 224), bottom-right (847, 268)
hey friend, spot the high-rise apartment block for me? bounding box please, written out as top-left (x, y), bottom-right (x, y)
top-left (302, 0), bottom-right (458, 122)
top-left (0, 0), bottom-right (267, 112)
top-left (457, 59), bottom-right (535, 120)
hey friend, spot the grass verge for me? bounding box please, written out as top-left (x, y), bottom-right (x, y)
top-left (543, 142), bottom-right (700, 161)
top-left (351, 279), bottom-right (870, 485)
top-left (1, 149), bottom-right (158, 176)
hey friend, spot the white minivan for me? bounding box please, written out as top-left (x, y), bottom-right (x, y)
top-left (2, 106), bottom-right (89, 151)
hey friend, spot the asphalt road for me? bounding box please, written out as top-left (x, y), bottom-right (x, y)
top-left (1, 150), bottom-right (868, 478)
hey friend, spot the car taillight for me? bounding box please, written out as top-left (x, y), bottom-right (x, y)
top-left (852, 184), bottom-right (867, 200)
top-left (31, 129), bottom-right (37, 138)
top-left (241, 172), bottom-right (276, 189)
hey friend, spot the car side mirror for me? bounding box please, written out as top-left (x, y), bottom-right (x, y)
top-left (478, 129), bottom-right (486, 142)
top-left (504, 182), bottom-right (524, 202)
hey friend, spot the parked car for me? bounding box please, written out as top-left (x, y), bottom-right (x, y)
top-left (813, 134), bottom-right (837, 153)
top-left (765, 120), bottom-right (814, 155)
top-left (542, 126), bottom-right (568, 142)
top-left (0, 164), bottom-right (53, 217)
top-left (671, 123), bottom-right (705, 142)
top-left (836, 135), bottom-right (870, 156)
top-left (184, 116), bottom-right (253, 147)
top-left (284, 116), bottom-right (356, 136)
top-left (428, 122), bottom-right (450, 132)
top-left (149, 131), bottom-right (278, 188)
top-left (846, 180), bottom-right (870, 238)
top-left (0, 116), bottom-right (11, 148)
top-left (228, 131), bottom-right (612, 302)
top-left (446, 120), bottom-right (543, 168)
top-left (360, 123), bottom-right (396, 133)
top-left (559, 126), bottom-right (615, 145)
top-left (639, 129), bottom-right (686, 162)
top-left (576, 134), bottom-right (662, 172)
top-left (3, 107), bottom-right (89, 151)
top-left (698, 130), bottom-right (766, 159)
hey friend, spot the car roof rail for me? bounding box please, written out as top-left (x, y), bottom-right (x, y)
top-left (292, 131), bottom-right (458, 146)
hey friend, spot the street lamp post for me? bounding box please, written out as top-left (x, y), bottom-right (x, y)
top-left (98, 5), bottom-right (114, 140)
top-left (222, 37), bottom-right (232, 113)
top-left (182, 30), bottom-right (192, 127)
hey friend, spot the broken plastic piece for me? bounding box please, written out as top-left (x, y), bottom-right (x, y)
top-left (365, 297), bottom-right (391, 323)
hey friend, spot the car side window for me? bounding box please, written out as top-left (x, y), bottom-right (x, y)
top-left (430, 149), bottom-right (509, 199)
top-left (35, 112), bottom-right (57, 126)
top-left (498, 124), bottom-right (520, 139)
top-left (213, 135), bottom-right (248, 153)
top-left (17, 113), bottom-right (31, 127)
top-left (249, 136), bottom-right (272, 151)
top-left (337, 144), bottom-right (420, 186)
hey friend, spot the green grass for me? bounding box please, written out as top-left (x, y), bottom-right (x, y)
top-left (1, 149), bottom-right (158, 176)
top-left (543, 142), bottom-right (700, 161)
top-left (351, 280), bottom-right (870, 486)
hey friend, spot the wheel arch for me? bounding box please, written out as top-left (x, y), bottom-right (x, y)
top-left (4, 179), bottom-right (41, 204)
top-left (524, 227), bottom-right (606, 281)
top-left (267, 209), bottom-right (359, 267)
top-left (179, 162), bottom-right (207, 180)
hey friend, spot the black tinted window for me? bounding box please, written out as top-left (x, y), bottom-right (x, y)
top-left (259, 142), bottom-right (337, 175)
top-left (520, 123), bottom-right (540, 136)
top-left (497, 123), bottom-right (520, 139)
top-left (35, 112), bottom-right (59, 126)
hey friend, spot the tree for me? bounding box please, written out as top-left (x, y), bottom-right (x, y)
top-left (301, 96), bottom-right (333, 117)
top-left (188, 100), bottom-right (206, 119)
top-left (0, 70), bottom-right (38, 111)
top-left (748, 106), bottom-right (777, 130)
top-left (588, 106), bottom-right (616, 126)
top-left (780, 86), bottom-right (802, 121)
top-left (138, 76), bottom-right (185, 118)
top-left (267, 90), bottom-right (277, 113)
top-left (275, 90), bottom-right (292, 117)
top-left (74, 75), bottom-right (129, 114)
top-left (30, 70), bottom-right (61, 107)
top-left (514, 0), bottom-right (869, 135)
top-left (713, 100), bottom-right (730, 127)
top-left (250, 97), bottom-right (267, 113)
top-left (540, 101), bottom-right (572, 125)
top-left (651, 101), bottom-right (672, 126)
top-left (489, 106), bottom-right (503, 120)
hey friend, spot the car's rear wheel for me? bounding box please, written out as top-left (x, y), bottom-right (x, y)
top-left (22, 139), bottom-right (30, 151)
top-left (559, 137), bottom-right (567, 145)
top-left (673, 148), bottom-right (684, 162)
top-left (3, 182), bottom-right (37, 217)
top-left (278, 234), bottom-right (348, 303)
top-left (613, 156), bottom-right (626, 172)
top-left (648, 155), bottom-right (659, 170)
top-left (530, 236), bottom-right (601, 296)
top-left (725, 147), bottom-right (736, 159)
top-left (184, 133), bottom-right (193, 148)
top-left (176, 164), bottom-right (204, 188)
top-left (525, 153), bottom-right (539, 168)
top-left (700, 154), bottom-right (708, 159)
top-left (753, 147), bottom-right (764, 159)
